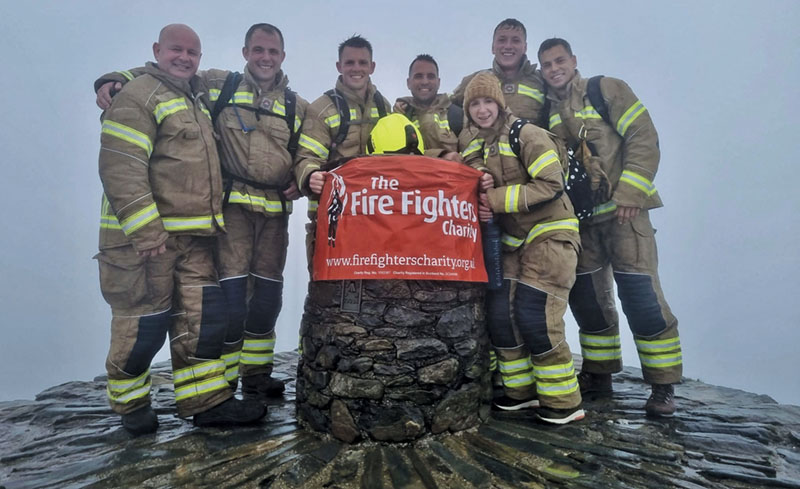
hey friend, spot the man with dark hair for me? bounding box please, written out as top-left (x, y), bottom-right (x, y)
top-left (96, 22), bottom-right (308, 403)
top-left (538, 37), bottom-right (682, 416)
top-left (95, 24), bottom-right (267, 435)
top-left (452, 18), bottom-right (546, 124)
top-left (294, 34), bottom-right (392, 268)
top-left (394, 54), bottom-right (462, 158)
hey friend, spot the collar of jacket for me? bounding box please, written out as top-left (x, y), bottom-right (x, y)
top-left (145, 62), bottom-right (201, 98)
top-left (546, 69), bottom-right (585, 104)
top-left (242, 66), bottom-right (289, 97)
top-left (492, 55), bottom-right (537, 83)
top-left (397, 93), bottom-right (451, 113)
top-left (334, 76), bottom-right (379, 106)
top-left (472, 111), bottom-right (513, 145)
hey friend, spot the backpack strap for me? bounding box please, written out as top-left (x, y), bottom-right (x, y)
top-left (586, 75), bottom-right (610, 126)
top-left (508, 118), bottom-right (533, 158)
top-left (284, 88), bottom-right (301, 158)
top-left (325, 89), bottom-right (350, 151)
top-left (447, 103), bottom-right (463, 136)
top-left (211, 71), bottom-right (242, 124)
top-left (373, 91), bottom-right (388, 118)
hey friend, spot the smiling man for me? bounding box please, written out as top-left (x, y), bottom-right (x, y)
top-left (95, 23), bottom-right (308, 407)
top-left (452, 19), bottom-right (546, 126)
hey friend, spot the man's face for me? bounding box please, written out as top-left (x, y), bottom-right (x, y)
top-left (243, 29), bottom-right (285, 84)
top-left (491, 27), bottom-right (527, 72)
top-left (539, 45), bottom-right (577, 90)
top-left (468, 97), bottom-right (499, 129)
top-left (407, 60), bottom-right (440, 105)
top-left (336, 47), bottom-right (375, 93)
top-left (152, 26), bottom-right (201, 80)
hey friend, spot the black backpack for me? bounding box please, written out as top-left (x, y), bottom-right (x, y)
top-left (508, 118), bottom-right (595, 220)
top-left (325, 88), bottom-right (388, 155)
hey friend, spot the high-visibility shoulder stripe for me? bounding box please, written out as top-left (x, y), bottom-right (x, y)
top-left (101, 120), bottom-right (153, 157)
top-left (617, 100), bottom-right (646, 136)
top-left (527, 150), bottom-right (559, 179)
top-left (153, 97), bottom-right (188, 124)
top-left (504, 184), bottom-right (521, 213)
top-left (232, 92), bottom-right (254, 105)
top-left (498, 142), bottom-right (516, 157)
top-left (575, 105), bottom-right (602, 120)
top-left (162, 214), bottom-right (223, 232)
top-left (227, 191), bottom-right (293, 214)
top-left (117, 70), bottom-right (134, 81)
top-left (120, 202), bottom-right (160, 235)
top-left (272, 100), bottom-right (286, 116)
top-left (517, 83), bottom-right (544, 103)
top-left (370, 107), bottom-right (380, 118)
top-left (209, 88), bottom-right (221, 101)
top-left (461, 139), bottom-right (484, 158)
top-left (433, 113), bottom-right (450, 130)
top-left (619, 169), bottom-right (657, 196)
top-left (324, 113), bottom-right (341, 128)
top-left (298, 134), bottom-right (330, 159)
top-left (549, 113), bottom-right (562, 130)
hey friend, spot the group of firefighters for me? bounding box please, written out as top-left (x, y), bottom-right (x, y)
top-left (94, 18), bottom-right (682, 435)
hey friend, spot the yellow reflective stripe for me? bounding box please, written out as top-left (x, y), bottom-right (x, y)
top-left (582, 348), bottom-right (622, 361)
top-left (575, 105), bottom-right (602, 120)
top-left (232, 92), bottom-right (254, 104)
top-left (370, 107), bottom-right (380, 118)
top-left (101, 120), bottom-right (153, 157)
top-left (117, 70), bottom-right (134, 81)
top-left (639, 352), bottom-right (683, 368)
top-left (243, 338), bottom-right (276, 351)
top-left (209, 88), bottom-right (221, 101)
top-left (162, 214), bottom-right (224, 232)
top-left (498, 142), bottom-right (515, 157)
top-left (324, 113), bottom-right (341, 128)
top-left (504, 184), bottom-right (521, 213)
top-left (536, 377), bottom-right (579, 396)
top-left (527, 150), bottom-right (559, 179)
top-left (489, 350), bottom-right (497, 371)
top-left (501, 233), bottom-right (524, 248)
top-left (199, 104), bottom-right (211, 120)
top-left (173, 359), bottom-right (226, 386)
top-left (433, 113), bottom-right (450, 130)
top-left (174, 375), bottom-right (229, 401)
top-left (461, 138), bottom-right (484, 158)
top-left (224, 365), bottom-right (239, 382)
top-left (100, 195), bottom-right (122, 229)
top-left (107, 370), bottom-right (151, 404)
top-left (107, 369), bottom-right (150, 392)
top-left (272, 100), bottom-right (286, 116)
top-left (517, 83), bottom-right (544, 103)
top-left (503, 373), bottom-right (535, 388)
top-left (153, 97), bottom-right (188, 124)
top-left (593, 200), bottom-right (617, 215)
top-left (228, 191), bottom-right (293, 214)
top-left (498, 357), bottom-right (533, 374)
top-left (107, 380), bottom-right (151, 404)
top-left (120, 202), bottom-right (160, 235)
top-left (533, 360), bottom-right (575, 379)
top-left (635, 337), bottom-right (681, 353)
top-left (221, 350), bottom-right (240, 367)
top-left (294, 115), bottom-right (302, 132)
top-left (580, 333), bottom-right (621, 347)
top-left (619, 170), bottom-right (657, 196)
top-left (549, 113), bottom-right (562, 130)
top-left (298, 134), bottom-right (330, 159)
top-left (241, 352), bottom-right (275, 365)
top-left (308, 199), bottom-right (319, 212)
top-left (524, 218), bottom-right (579, 244)
top-left (617, 100), bottom-right (646, 136)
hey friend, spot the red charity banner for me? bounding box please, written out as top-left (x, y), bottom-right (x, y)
top-left (313, 155), bottom-right (488, 282)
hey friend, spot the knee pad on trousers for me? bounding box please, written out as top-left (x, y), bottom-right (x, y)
top-left (220, 277), bottom-right (247, 343)
top-left (195, 286), bottom-right (228, 359)
top-left (569, 272), bottom-right (612, 333)
top-left (247, 277), bottom-right (283, 335)
top-left (614, 272), bottom-right (667, 337)
top-left (514, 283), bottom-right (551, 354)
top-left (124, 310), bottom-right (171, 375)
top-left (486, 280), bottom-right (515, 348)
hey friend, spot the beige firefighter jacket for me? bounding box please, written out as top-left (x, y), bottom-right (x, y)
top-left (294, 78), bottom-right (392, 193)
top-left (395, 94), bottom-right (459, 154)
top-left (546, 72), bottom-right (662, 220)
top-left (451, 56), bottom-right (546, 123)
top-left (461, 112), bottom-right (578, 250)
top-left (98, 63), bottom-right (224, 252)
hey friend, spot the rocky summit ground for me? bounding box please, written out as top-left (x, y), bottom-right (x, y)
top-left (1, 352), bottom-right (799, 489)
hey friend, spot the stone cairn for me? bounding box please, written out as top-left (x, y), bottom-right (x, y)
top-left (296, 279), bottom-right (492, 443)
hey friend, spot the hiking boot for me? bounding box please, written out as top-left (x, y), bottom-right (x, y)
top-left (492, 395), bottom-right (540, 411)
top-left (577, 371), bottom-right (613, 395)
top-left (121, 405), bottom-right (158, 435)
top-left (535, 406), bottom-right (586, 425)
top-left (645, 383), bottom-right (676, 416)
top-left (193, 398), bottom-right (267, 427)
top-left (242, 374), bottom-right (285, 400)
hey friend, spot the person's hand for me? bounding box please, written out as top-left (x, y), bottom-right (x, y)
top-left (478, 193), bottom-right (493, 222)
top-left (283, 180), bottom-right (302, 200)
top-left (441, 152), bottom-right (463, 163)
top-left (615, 205), bottom-right (640, 225)
top-left (137, 242), bottom-right (167, 257)
top-left (97, 81), bottom-right (122, 110)
top-left (393, 100), bottom-right (408, 114)
top-left (309, 171), bottom-right (328, 194)
top-left (479, 172), bottom-right (494, 191)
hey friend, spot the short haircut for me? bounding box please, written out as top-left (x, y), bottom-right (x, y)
top-left (537, 38), bottom-right (573, 58)
top-left (244, 23), bottom-right (285, 50)
top-left (408, 54), bottom-right (439, 76)
top-left (493, 18), bottom-right (527, 40)
top-left (338, 35), bottom-right (373, 58)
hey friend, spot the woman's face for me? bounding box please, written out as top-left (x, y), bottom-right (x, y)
top-left (468, 97), bottom-right (499, 129)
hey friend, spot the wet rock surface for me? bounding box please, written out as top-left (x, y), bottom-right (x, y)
top-left (0, 352), bottom-right (799, 489)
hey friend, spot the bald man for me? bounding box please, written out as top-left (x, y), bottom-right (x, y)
top-left (96, 24), bottom-right (265, 435)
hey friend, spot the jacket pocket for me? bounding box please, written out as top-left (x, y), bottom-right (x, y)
top-left (95, 249), bottom-right (149, 310)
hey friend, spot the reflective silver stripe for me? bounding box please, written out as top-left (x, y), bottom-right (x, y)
top-left (533, 361), bottom-right (575, 379)
top-left (593, 201), bottom-right (617, 215)
top-left (101, 120), bottom-right (153, 156)
top-left (582, 348), bottom-right (622, 361)
top-left (536, 378), bottom-right (579, 395)
top-left (549, 113), bottom-right (562, 130)
top-left (227, 191), bottom-right (293, 214)
top-left (107, 380), bottom-right (151, 404)
top-left (635, 337), bottom-right (681, 353)
top-left (174, 375), bottom-right (229, 401)
top-left (517, 83), bottom-right (544, 103)
top-left (461, 139), bottom-right (484, 157)
top-left (232, 92), bottom-right (254, 104)
top-left (619, 170), bottom-right (657, 196)
top-left (503, 373), bottom-right (535, 387)
top-left (580, 333), bottom-right (621, 347)
top-left (617, 100), bottom-right (646, 136)
top-left (240, 352), bottom-right (274, 365)
top-left (162, 214), bottom-right (222, 232)
top-left (639, 352), bottom-right (683, 368)
top-left (298, 134), bottom-right (330, 159)
top-left (173, 359), bottom-right (226, 385)
top-left (153, 98), bottom-right (188, 124)
top-left (108, 369), bottom-right (149, 392)
top-left (120, 203), bottom-right (159, 235)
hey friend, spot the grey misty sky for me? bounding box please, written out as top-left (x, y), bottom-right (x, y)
top-left (0, 0), bottom-right (798, 404)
